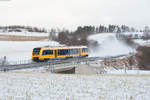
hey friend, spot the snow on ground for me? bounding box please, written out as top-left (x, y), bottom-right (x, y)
top-left (0, 32), bottom-right (49, 37)
top-left (10, 67), bottom-right (47, 73)
top-left (0, 73), bottom-right (149, 100)
top-left (107, 69), bottom-right (150, 75)
top-left (88, 33), bottom-right (136, 57)
top-left (133, 39), bottom-right (150, 46)
top-left (0, 41), bottom-right (60, 62)
top-left (121, 32), bottom-right (150, 46)
top-left (122, 32), bottom-right (144, 38)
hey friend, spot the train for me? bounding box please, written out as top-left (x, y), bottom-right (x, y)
top-left (32, 46), bottom-right (88, 62)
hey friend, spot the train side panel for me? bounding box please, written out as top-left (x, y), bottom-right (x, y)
top-left (39, 49), bottom-right (55, 60)
top-left (32, 46), bottom-right (88, 62)
top-left (56, 49), bottom-right (80, 58)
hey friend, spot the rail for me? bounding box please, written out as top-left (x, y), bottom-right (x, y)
top-left (0, 54), bottom-right (133, 72)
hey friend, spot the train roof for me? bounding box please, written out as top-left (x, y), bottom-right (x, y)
top-left (37, 46), bottom-right (88, 50)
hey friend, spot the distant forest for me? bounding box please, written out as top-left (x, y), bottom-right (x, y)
top-left (0, 25), bottom-right (48, 33)
top-left (0, 24), bottom-right (139, 34)
top-left (55, 25), bottom-right (138, 46)
top-left (0, 25), bottom-right (149, 46)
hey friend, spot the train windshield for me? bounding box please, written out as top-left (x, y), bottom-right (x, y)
top-left (33, 48), bottom-right (41, 55)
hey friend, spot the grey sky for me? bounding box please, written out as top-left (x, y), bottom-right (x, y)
top-left (0, 0), bottom-right (149, 30)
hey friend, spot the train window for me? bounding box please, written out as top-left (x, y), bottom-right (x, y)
top-left (63, 49), bottom-right (66, 55)
top-left (73, 49), bottom-right (75, 54)
top-left (58, 49), bottom-right (79, 55)
top-left (82, 48), bottom-right (88, 53)
top-left (68, 49), bottom-right (71, 55)
top-left (71, 49), bottom-right (79, 54)
top-left (82, 48), bottom-right (84, 52)
top-left (74, 49), bottom-right (76, 54)
top-left (58, 49), bottom-right (66, 55)
top-left (77, 49), bottom-right (79, 54)
top-left (72, 49), bottom-right (74, 54)
top-left (58, 49), bottom-right (62, 55)
top-left (57, 48), bottom-right (81, 55)
top-left (75, 49), bottom-right (77, 54)
top-left (33, 48), bottom-right (41, 55)
top-left (85, 48), bottom-right (88, 52)
top-left (69, 49), bottom-right (71, 55)
top-left (42, 50), bottom-right (53, 55)
top-left (65, 49), bottom-right (69, 55)
top-left (70, 49), bottom-right (72, 54)
top-left (69, 49), bottom-right (72, 55)
top-left (75, 49), bottom-right (78, 54)
top-left (61, 50), bottom-right (63, 55)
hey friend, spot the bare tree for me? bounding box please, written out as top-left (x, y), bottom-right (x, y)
top-left (143, 26), bottom-right (150, 39)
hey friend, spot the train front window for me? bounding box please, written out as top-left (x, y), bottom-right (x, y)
top-left (33, 48), bottom-right (41, 55)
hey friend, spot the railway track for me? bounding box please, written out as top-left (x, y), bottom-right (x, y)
top-left (0, 54), bottom-right (131, 71)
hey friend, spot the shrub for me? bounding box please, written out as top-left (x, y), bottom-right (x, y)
top-left (137, 46), bottom-right (150, 70)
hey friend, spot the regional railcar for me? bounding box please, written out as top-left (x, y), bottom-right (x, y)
top-left (32, 46), bottom-right (88, 62)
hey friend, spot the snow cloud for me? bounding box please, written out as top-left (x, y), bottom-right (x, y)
top-left (0, 0), bottom-right (149, 30)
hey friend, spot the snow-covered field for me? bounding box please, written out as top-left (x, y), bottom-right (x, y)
top-left (0, 41), bottom-right (60, 62)
top-left (88, 33), bottom-right (136, 57)
top-left (0, 32), bottom-right (49, 37)
top-left (0, 32), bottom-right (150, 100)
top-left (0, 73), bottom-right (149, 100)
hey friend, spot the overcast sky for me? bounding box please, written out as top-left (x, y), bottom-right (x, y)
top-left (0, 0), bottom-right (149, 30)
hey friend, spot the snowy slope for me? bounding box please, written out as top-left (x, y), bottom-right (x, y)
top-left (0, 41), bottom-right (60, 62)
top-left (88, 33), bottom-right (136, 57)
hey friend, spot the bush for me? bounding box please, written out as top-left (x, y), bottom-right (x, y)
top-left (137, 46), bottom-right (150, 70)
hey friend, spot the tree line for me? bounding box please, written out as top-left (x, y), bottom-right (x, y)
top-left (54, 25), bottom-right (137, 46)
top-left (0, 24), bottom-right (137, 34)
top-left (0, 24), bottom-right (149, 46)
top-left (0, 25), bottom-right (48, 33)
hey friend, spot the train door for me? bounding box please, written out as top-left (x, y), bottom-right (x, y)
top-left (55, 50), bottom-right (57, 58)
top-left (79, 48), bottom-right (82, 57)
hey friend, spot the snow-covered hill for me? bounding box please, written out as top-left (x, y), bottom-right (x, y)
top-left (88, 33), bottom-right (136, 57)
top-left (0, 41), bottom-right (60, 62)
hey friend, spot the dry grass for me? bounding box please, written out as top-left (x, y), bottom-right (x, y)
top-left (0, 35), bottom-right (48, 41)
